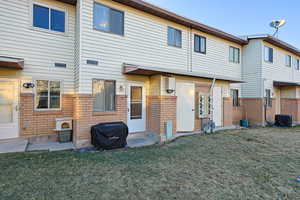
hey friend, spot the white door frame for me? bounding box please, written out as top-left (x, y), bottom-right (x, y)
top-left (127, 82), bottom-right (146, 133)
top-left (213, 86), bottom-right (222, 127)
top-left (176, 81), bottom-right (195, 132)
top-left (0, 78), bottom-right (19, 140)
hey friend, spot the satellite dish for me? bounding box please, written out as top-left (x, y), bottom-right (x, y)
top-left (270, 20), bottom-right (286, 37)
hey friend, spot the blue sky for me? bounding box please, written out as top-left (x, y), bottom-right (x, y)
top-left (146, 0), bottom-right (300, 48)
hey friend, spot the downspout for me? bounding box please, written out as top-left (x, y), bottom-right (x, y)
top-left (190, 27), bottom-right (193, 72)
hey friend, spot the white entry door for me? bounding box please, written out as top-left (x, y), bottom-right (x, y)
top-left (213, 87), bottom-right (222, 127)
top-left (127, 83), bottom-right (146, 133)
top-left (176, 82), bottom-right (195, 132)
top-left (0, 79), bottom-right (19, 140)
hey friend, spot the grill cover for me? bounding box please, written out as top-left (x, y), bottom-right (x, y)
top-left (275, 115), bottom-right (292, 127)
top-left (91, 122), bottom-right (129, 150)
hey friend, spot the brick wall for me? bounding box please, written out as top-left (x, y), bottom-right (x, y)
top-left (147, 96), bottom-right (177, 135)
top-left (265, 99), bottom-right (276, 123)
top-left (280, 98), bottom-right (300, 122)
top-left (73, 94), bottom-right (127, 147)
top-left (223, 97), bottom-right (233, 126)
top-left (20, 93), bottom-right (74, 138)
top-left (241, 98), bottom-right (264, 126)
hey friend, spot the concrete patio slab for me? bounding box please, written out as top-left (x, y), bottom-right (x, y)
top-left (0, 138), bottom-right (28, 154)
top-left (27, 142), bottom-right (75, 152)
top-left (127, 132), bottom-right (160, 148)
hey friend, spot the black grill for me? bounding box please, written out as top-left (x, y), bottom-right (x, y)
top-left (275, 115), bottom-right (292, 127)
top-left (91, 122), bottom-right (128, 150)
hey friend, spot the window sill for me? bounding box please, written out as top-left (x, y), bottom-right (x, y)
top-left (34, 109), bottom-right (62, 115)
top-left (264, 60), bottom-right (273, 64)
top-left (30, 26), bottom-right (68, 37)
top-left (93, 111), bottom-right (118, 116)
top-left (167, 44), bottom-right (182, 49)
top-left (93, 28), bottom-right (124, 37)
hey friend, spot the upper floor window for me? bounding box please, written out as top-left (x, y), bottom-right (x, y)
top-left (168, 27), bottom-right (182, 48)
top-left (33, 4), bottom-right (66, 33)
top-left (36, 80), bottom-right (61, 110)
top-left (93, 3), bottom-right (124, 36)
top-left (264, 46), bottom-right (273, 63)
top-left (293, 58), bottom-right (300, 70)
top-left (285, 55), bottom-right (292, 67)
top-left (93, 79), bottom-right (116, 112)
top-left (229, 46), bottom-right (240, 63)
top-left (194, 35), bottom-right (206, 54)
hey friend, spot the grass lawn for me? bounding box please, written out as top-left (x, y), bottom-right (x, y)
top-left (0, 127), bottom-right (299, 200)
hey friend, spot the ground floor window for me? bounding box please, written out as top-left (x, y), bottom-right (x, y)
top-left (265, 89), bottom-right (272, 107)
top-left (93, 79), bottom-right (116, 112)
top-left (36, 80), bottom-right (61, 109)
top-left (230, 89), bottom-right (239, 107)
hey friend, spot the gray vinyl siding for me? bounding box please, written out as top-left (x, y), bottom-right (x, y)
top-left (241, 39), bottom-right (263, 98)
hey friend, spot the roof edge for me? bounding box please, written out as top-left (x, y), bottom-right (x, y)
top-left (112, 0), bottom-right (248, 45)
top-left (245, 34), bottom-right (300, 56)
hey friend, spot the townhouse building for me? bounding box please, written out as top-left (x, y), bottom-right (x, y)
top-left (240, 35), bottom-right (300, 125)
top-left (1, 0), bottom-right (298, 148)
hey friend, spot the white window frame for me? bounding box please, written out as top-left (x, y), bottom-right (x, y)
top-left (264, 46), bottom-right (273, 63)
top-left (167, 26), bottom-right (182, 48)
top-left (229, 46), bottom-right (240, 64)
top-left (194, 34), bottom-right (206, 54)
top-left (92, 79), bottom-right (116, 112)
top-left (293, 57), bottom-right (300, 70)
top-left (93, 2), bottom-right (125, 36)
top-left (285, 54), bottom-right (292, 67)
top-left (34, 80), bottom-right (62, 111)
top-left (29, 1), bottom-right (68, 36)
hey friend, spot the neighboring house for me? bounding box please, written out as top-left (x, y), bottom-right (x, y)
top-left (240, 35), bottom-right (300, 125)
top-left (3, 0), bottom-right (298, 148)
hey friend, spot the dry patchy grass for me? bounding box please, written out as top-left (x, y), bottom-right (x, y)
top-left (0, 127), bottom-right (299, 200)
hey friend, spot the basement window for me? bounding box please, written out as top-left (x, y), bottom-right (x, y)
top-left (36, 80), bottom-right (61, 110)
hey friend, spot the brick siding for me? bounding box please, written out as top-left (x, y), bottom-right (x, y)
top-left (73, 94), bottom-right (127, 147)
top-left (20, 93), bottom-right (74, 138)
top-left (147, 96), bottom-right (177, 135)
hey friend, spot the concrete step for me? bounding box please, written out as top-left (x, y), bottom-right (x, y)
top-left (26, 142), bottom-right (75, 152)
top-left (0, 138), bottom-right (28, 154)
